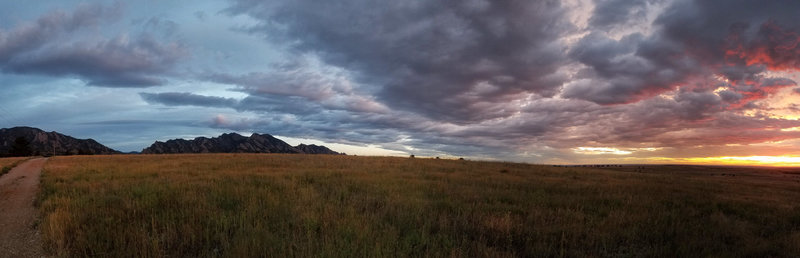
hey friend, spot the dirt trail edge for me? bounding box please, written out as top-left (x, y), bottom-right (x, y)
top-left (0, 158), bottom-right (46, 258)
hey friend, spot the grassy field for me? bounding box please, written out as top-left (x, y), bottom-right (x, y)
top-left (0, 156), bottom-right (28, 176)
top-left (38, 154), bottom-right (800, 257)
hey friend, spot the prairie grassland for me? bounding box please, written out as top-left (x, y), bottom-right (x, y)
top-left (38, 154), bottom-right (800, 257)
top-left (0, 156), bottom-right (28, 176)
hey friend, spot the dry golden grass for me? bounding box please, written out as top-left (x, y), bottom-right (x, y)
top-left (0, 156), bottom-right (28, 176)
top-left (38, 154), bottom-right (800, 257)
top-left (0, 156), bottom-right (26, 167)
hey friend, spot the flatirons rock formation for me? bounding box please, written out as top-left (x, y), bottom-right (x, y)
top-left (0, 126), bottom-right (119, 156)
top-left (141, 133), bottom-right (342, 155)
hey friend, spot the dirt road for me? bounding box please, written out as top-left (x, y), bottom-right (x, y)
top-left (0, 158), bottom-right (46, 258)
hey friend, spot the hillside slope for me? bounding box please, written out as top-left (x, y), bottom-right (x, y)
top-left (0, 127), bottom-right (119, 156)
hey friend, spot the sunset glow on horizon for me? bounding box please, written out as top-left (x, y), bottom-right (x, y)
top-left (641, 156), bottom-right (800, 167)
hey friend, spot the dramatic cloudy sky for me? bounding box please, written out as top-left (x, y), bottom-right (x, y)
top-left (4, 0), bottom-right (800, 165)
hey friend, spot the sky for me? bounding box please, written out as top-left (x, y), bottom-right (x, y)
top-left (3, 0), bottom-right (800, 165)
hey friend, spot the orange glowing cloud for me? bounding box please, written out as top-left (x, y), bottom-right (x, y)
top-left (726, 22), bottom-right (800, 71)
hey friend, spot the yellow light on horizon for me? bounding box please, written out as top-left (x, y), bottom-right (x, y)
top-left (676, 156), bottom-right (800, 167)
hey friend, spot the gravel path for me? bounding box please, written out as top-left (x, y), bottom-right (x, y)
top-left (0, 158), bottom-right (46, 258)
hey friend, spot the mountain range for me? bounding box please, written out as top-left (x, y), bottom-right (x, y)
top-left (141, 132), bottom-right (342, 155)
top-left (0, 126), bottom-right (341, 156)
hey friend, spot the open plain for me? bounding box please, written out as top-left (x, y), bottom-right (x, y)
top-left (28, 154), bottom-right (800, 257)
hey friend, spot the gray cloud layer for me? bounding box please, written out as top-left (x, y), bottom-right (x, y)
top-left (227, 0), bottom-right (574, 122)
top-left (0, 3), bottom-right (186, 87)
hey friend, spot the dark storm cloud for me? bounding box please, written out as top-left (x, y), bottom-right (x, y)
top-left (562, 32), bottom-right (681, 104)
top-left (0, 3), bottom-right (186, 87)
top-left (226, 0), bottom-right (573, 122)
top-left (565, 0), bottom-right (800, 104)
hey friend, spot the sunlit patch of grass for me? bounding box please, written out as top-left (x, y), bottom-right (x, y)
top-left (38, 154), bottom-right (800, 257)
